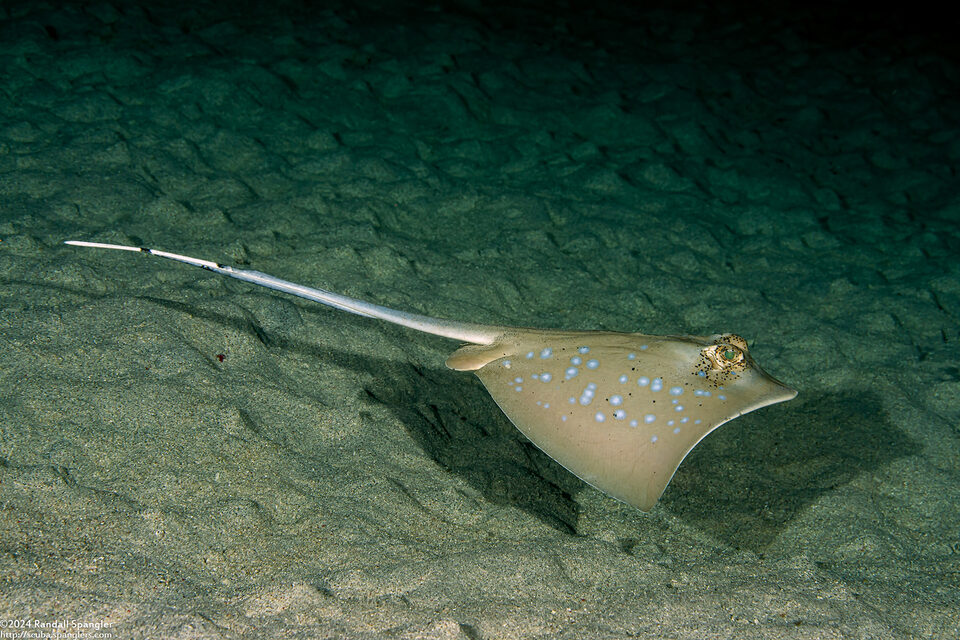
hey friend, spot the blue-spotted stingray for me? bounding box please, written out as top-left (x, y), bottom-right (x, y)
top-left (65, 240), bottom-right (797, 511)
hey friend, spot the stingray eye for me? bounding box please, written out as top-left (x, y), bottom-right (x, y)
top-left (717, 344), bottom-right (744, 367)
top-left (721, 347), bottom-right (740, 362)
top-left (703, 343), bottom-right (744, 370)
top-left (695, 342), bottom-right (748, 383)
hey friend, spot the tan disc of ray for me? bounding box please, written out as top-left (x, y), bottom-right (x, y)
top-left (447, 330), bottom-right (796, 510)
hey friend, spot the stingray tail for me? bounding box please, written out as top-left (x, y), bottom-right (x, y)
top-left (64, 240), bottom-right (502, 345)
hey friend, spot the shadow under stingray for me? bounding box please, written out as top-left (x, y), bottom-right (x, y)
top-left (662, 390), bottom-right (921, 551)
top-left (360, 356), bottom-right (585, 534)
top-left (137, 293), bottom-right (585, 533)
top-left (118, 294), bottom-right (919, 543)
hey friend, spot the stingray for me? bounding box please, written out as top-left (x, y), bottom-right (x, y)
top-left (65, 240), bottom-right (797, 511)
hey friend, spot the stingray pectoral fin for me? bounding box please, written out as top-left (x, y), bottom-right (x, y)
top-left (466, 332), bottom-right (797, 510)
top-left (446, 340), bottom-right (514, 371)
top-left (476, 364), bottom-right (693, 510)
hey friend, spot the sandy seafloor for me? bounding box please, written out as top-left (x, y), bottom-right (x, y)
top-left (0, 0), bottom-right (958, 637)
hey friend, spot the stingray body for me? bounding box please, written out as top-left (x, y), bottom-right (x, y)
top-left (65, 240), bottom-right (797, 511)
